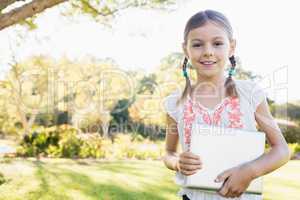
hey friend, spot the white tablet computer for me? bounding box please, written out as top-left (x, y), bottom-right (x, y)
top-left (183, 124), bottom-right (265, 195)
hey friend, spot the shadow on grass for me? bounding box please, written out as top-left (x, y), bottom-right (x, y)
top-left (43, 159), bottom-right (170, 185)
top-left (30, 160), bottom-right (177, 200)
top-left (27, 160), bottom-right (71, 200)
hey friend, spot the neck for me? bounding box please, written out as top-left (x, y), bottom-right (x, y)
top-left (192, 74), bottom-right (227, 97)
top-left (195, 74), bottom-right (226, 88)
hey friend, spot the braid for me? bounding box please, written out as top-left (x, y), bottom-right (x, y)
top-left (177, 56), bottom-right (239, 105)
top-left (229, 55), bottom-right (236, 70)
top-left (225, 55), bottom-right (238, 97)
top-left (183, 57), bottom-right (188, 78)
top-left (177, 57), bottom-right (192, 106)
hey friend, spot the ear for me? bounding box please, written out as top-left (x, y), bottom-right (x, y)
top-left (182, 42), bottom-right (189, 59)
top-left (229, 39), bottom-right (236, 57)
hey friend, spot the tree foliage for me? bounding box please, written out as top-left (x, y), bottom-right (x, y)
top-left (0, 52), bottom-right (299, 141)
top-left (0, 0), bottom-right (175, 31)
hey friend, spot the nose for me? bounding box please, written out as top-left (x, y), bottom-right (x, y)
top-left (203, 44), bottom-right (213, 57)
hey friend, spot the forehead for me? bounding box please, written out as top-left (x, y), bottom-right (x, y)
top-left (187, 22), bottom-right (228, 41)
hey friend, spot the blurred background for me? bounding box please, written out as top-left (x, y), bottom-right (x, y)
top-left (0, 0), bottom-right (299, 199)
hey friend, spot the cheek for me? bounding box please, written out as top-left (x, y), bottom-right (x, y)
top-left (187, 48), bottom-right (198, 56)
top-left (187, 52), bottom-right (200, 62)
top-left (216, 49), bottom-right (230, 60)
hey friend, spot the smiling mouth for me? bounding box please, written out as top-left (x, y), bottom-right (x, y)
top-left (199, 61), bottom-right (217, 68)
top-left (200, 61), bottom-right (217, 64)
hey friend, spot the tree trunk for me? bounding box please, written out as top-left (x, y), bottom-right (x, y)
top-left (16, 105), bottom-right (37, 136)
top-left (0, 0), bottom-right (67, 31)
top-left (0, 0), bottom-right (19, 11)
top-left (102, 122), bottom-right (110, 139)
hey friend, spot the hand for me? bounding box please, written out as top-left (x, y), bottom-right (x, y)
top-left (177, 151), bottom-right (202, 176)
top-left (215, 163), bottom-right (255, 198)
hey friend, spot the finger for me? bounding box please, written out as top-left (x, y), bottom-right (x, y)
top-left (226, 189), bottom-right (238, 198)
top-left (181, 169), bottom-right (199, 176)
top-left (180, 163), bottom-right (202, 171)
top-left (231, 189), bottom-right (243, 198)
top-left (218, 176), bottom-right (234, 197)
top-left (231, 191), bottom-right (242, 198)
top-left (181, 170), bottom-right (195, 176)
top-left (215, 169), bottom-right (232, 183)
top-left (181, 152), bottom-right (201, 160)
top-left (179, 158), bottom-right (202, 165)
top-left (217, 182), bottom-right (229, 197)
top-left (222, 180), bottom-right (237, 198)
top-left (237, 192), bottom-right (243, 198)
top-left (227, 193), bottom-right (236, 198)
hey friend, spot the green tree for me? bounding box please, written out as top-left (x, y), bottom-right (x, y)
top-left (0, 0), bottom-right (175, 31)
top-left (2, 55), bottom-right (52, 135)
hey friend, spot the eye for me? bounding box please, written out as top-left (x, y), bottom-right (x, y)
top-left (214, 42), bottom-right (224, 46)
top-left (192, 43), bottom-right (202, 47)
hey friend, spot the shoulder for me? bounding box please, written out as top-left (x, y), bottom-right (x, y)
top-left (234, 79), bottom-right (267, 111)
top-left (166, 88), bottom-right (183, 99)
top-left (164, 89), bottom-right (183, 108)
top-left (234, 79), bottom-right (258, 89)
top-left (234, 79), bottom-right (265, 95)
top-left (163, 89), bottom-right (184, 122)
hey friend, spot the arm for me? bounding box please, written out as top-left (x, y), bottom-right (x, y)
top-left (217, 98), bottom-right (290, 198)
top-left (162, 114), bottom-right (202, 175)
top-left (162, 114), bottom-right (180, 171)
top-left (247, 99), bottom-right (290, 178)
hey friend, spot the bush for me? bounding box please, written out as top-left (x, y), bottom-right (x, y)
top-left (17, 128), bottom-right (164, 160)
top-left (18, 129), bottom-right (60, 157)
top-left (17, 127), bottom-right (81, 158)
top-left (281, 126), bottom-right (300, 143)
top-left (131, 132), bottom-right (145, 142)
top-left (0, 172), bottom-right (5, 185)
top-left (79, 134), bottom-right (106, 158)
top-left (59, 129), bottom-right (82, 158)
top-left (286, 143), bottom-right (300, 159)
top-left (46, 145), bottom-right (61, 157)
top-left (294, 143), bottom-right (300, 153)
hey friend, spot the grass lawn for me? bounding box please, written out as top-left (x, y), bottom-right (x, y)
top-left (0, 158), bottom-right (299, 200)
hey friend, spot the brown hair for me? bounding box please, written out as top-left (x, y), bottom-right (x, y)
top-left (177, 10), bottom-right (238, 106)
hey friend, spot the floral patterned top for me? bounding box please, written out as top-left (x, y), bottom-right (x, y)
top-left (183, 95), bottom-right (244, 151)
top-left (163, 79), bottom-right (267, 200)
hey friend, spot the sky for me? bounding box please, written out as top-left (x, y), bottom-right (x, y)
top-left (0, 0), bottom-right (299, 103)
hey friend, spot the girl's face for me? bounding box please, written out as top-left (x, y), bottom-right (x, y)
top-left (183, 21), bottom-right (236, 79)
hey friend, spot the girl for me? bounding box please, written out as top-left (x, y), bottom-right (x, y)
top-left (162, 10), bottom-right (290, 200)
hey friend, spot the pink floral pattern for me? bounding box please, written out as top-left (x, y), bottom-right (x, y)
top-left (228, 97), bottom-right (244, 128)
top-left (183, 99), bottom-right (196, 150)
top-left (183, 96), bottom-right (244, 151)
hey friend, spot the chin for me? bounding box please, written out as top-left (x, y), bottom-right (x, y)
top-left (197, 69), bottom-right (220, 77)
